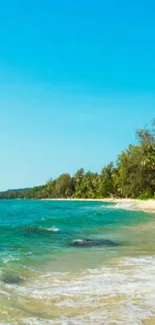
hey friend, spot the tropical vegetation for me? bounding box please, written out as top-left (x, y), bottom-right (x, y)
top-left (0, 121), bottom-right (155, 200)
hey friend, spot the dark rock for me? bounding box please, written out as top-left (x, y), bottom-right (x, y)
top-left (3, 272), bottom-right (23, 285)
top-left (70, 238), bottom-right (119, 247)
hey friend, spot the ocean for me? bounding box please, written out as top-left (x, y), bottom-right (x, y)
top-left (0, 200), bottom-right (155, 325)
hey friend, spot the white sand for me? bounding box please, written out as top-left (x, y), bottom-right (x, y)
top-left (103, 198), bottom-right (155, 213)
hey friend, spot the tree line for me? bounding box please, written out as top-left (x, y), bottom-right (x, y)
top-left (0, 121), bottom-right (155, 200)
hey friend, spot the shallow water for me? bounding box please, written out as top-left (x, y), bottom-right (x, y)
top-left (0, 200), bottom-right (155, 324)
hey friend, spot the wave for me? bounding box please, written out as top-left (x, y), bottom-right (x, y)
top-left (104, 202), bottom-right (136, 211)
top-left (114, 202), bottom-right (136, 210)
top-left (39, 227), bottom-right (60, 232)
top-left (21, 226), bottom-right (61, 234)
top-left (1, 255), bottom-right (20, 264)
top-left (9, 255), bottom-right (155, 324)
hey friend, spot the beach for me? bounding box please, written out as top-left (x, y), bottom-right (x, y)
top-left (104, 198), bottom-right (155, 213)
top-left (42, 198), bottom-right (155, 213)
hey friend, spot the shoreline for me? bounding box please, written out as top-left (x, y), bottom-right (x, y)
top-left (41, 198), bottom-right (155, 213)
top-left (104, 198), bottom-right (155, 213)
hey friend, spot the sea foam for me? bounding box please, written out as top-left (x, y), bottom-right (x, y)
top-left (8, 255), bottom-right (155, 325)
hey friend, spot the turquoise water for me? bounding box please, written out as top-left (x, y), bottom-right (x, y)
top-left (0, 200), bottom-right (155, 324)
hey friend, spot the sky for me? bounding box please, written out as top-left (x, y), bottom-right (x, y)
top-left (0, 0), bottom-right (155, 190)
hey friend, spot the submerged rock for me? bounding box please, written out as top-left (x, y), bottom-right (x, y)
top-left (2, 272), bottom-right (23, 285)
top-left (70, 238), bottom-right (119, 247)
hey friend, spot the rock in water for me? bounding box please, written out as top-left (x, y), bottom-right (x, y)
top-left (2, 272), bottom-right (23, 285)
top-left (70, 238), bottom-right (119, 247)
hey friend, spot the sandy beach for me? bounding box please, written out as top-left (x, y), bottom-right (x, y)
top-left (42, 198), bottom-right (155, 213)
top-left (104, 198), bottom-right (155, 213)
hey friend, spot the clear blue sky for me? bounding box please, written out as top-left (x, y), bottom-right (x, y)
top-left (0, 0), bottom-right (155, 190)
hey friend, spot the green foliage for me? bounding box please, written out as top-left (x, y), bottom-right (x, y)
top-left (137, 191), bottom-right (153, 200)
top-left (54, 174), bottom-right (75, 198)
top-left (115, 145), bottom-right (144, 198)
top-left (73, 171), bottom-right (100, 198)
top-left (99, 163), bottom-right (115, 197)
top-left (0, 120), bottom-right (155, 200)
